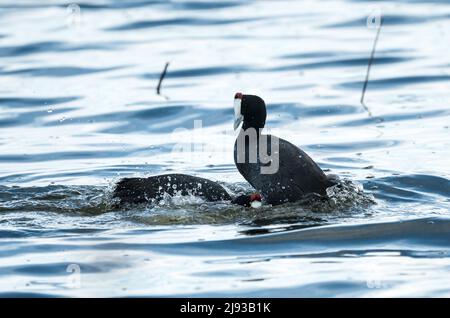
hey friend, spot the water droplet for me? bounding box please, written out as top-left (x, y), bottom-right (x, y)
top-left (66, 3), bottom-right (81, 28)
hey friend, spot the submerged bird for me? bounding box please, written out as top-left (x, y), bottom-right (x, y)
top-left (233, 93), bottom-right (335, 205)
top-left (113, 173), bottom-right (262, 208)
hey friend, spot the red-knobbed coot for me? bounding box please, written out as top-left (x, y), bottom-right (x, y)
top-left (233, 93), bottom-right (335, 205)
top-left (113, 173), bottom-right (262, 208)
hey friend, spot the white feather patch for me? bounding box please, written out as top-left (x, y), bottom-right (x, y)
top-left (234, 98), bottom-right (241, 117)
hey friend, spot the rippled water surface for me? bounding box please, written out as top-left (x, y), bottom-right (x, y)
top-left (0, 0), bottom-right (450, 297)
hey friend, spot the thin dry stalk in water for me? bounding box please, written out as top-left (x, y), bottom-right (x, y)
top-left (361, 18), bottom-right (383, 116)
top-left (156, 62), bottom-right (170, 95)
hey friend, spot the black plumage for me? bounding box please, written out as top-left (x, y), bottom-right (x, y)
top-left (233, 94), bottom-right (334, 205)
top-left (113, 173), bottom-right (261, 207)
top-left (113, 174), bottom-right (231, 205)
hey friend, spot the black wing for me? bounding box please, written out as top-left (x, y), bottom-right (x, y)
top-left (113, 174), bottom-right (232, 206)
top-left (234, 135), bottom-right (331, 204)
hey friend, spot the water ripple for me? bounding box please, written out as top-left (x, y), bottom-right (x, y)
top-left (270, 56), bottom-right (412, 72)
top-left (305, 140), bottom-right (400, 152)
top-left (0, 66), bottom-right (125, 78)
top-left (0, 96), bottom-right (80, 109)
top-left (107, 16), bottom-right (261, 31)
top-left (143, 65), bottom-right (251, 79)
top-left (366, 174), bottom-right (450, 202)
top-left (0, 41), bottom-right (125, 58)
top-left (325, 13), bottom-right (448, 28)
top-left (0, 107), bottom-right (77, 128)
top-left (340, 75), bottom-right (450, 90)
top-left (43, 104), bottom-right (233, 133)
top-left (334, 109), bottom-right (449, 127)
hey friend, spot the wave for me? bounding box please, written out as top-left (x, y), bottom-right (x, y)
top-left (142, 217), bottom-right (450, 257)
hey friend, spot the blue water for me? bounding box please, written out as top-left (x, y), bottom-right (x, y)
top-left (0, 0), bottom-right (450, 297)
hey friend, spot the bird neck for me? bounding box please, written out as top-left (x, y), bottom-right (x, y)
top-left (242, 123), bottom-right (263, 135)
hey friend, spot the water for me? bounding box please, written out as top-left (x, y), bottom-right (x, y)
top-left (0, 0), bottom-right (449, 297)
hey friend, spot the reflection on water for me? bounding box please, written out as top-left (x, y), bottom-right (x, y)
top-left (0, 0), bottom-right (449, 297)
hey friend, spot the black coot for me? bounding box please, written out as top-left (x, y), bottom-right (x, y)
top-left (113, 173), bottom-right (261, 207)
top-left (233, 93), bottom-right (335, 205)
